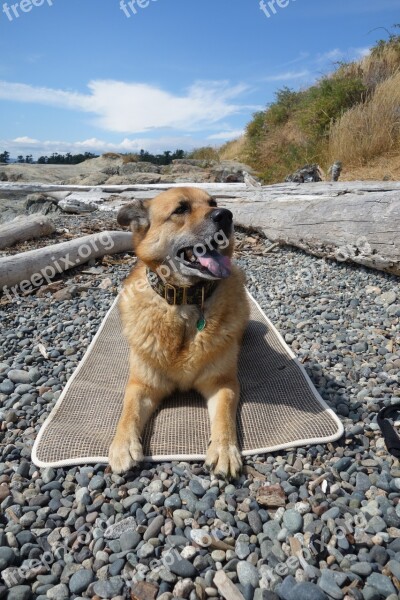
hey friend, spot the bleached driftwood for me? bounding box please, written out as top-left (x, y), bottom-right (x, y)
top-left (214, 571), bottom-right (245, 600)
top-left (0, 182), bottom-right (248, 194)
top-left (218, 182), bottom-right (400, 277)
top-left (0, 231), bottom-right (133, 290)
top-left (0, 215), bottom-right (55, 250)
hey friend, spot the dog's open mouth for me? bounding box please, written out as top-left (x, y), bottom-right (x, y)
top-left (177, 245), bottom-right (231, 279)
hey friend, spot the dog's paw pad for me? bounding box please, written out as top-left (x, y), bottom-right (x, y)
top-left (108, 438), bottom-right (144, 474)
top-left (205, 442), bottom-right (242, 480)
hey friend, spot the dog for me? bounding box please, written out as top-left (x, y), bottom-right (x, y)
top-left (109, 187), bottom-right (249, 479)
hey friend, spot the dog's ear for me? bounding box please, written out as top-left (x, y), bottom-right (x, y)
top-left (117, 200), bottom-right (149, 233)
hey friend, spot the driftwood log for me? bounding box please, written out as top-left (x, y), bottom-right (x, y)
top-left (0, 182), bottom-right (248, 194)
top-left (218, 182), bottom-right (400, 277)
top-left (0, 231), bottom-right (133, 291)
top-left (0, 215), bottom-right (55, 250)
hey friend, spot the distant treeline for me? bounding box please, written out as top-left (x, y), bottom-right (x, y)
top-left (36, 152), bottom-right (99, 164)
top-left (0, 149), bottom-right (189, 166)
top-left (0, 151), bottom-right (99, 164)
top-left (136, 149), bottom-right (186, 165)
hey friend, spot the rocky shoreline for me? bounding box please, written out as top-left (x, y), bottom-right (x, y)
top-left (0, 158), bottom-right (257, 225)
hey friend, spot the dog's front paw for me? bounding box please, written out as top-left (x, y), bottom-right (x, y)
top-left (205, 440), bottom-right (242, 480)
top-left (109, 435), bottom-right (144, 474)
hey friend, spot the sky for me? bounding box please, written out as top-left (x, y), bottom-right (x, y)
top-left (0, 0), bottom-right (399, 159)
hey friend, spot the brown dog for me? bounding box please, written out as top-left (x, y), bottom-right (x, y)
top-left (109, 187), bottom-right (249, 479)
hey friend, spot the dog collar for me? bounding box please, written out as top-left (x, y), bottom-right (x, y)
top-left (146, 268), bottom-right (219, 308)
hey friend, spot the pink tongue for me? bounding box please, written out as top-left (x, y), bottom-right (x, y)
top-left (197, 250), bottom-right (231, 278)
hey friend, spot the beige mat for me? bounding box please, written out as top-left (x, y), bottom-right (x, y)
top-left (32, 292), bottom-right (343, 468)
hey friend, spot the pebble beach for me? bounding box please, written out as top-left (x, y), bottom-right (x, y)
top-left (1, 215), bottom-right (400, 600)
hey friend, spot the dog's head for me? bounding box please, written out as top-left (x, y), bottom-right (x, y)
top-left (117, 187), bottom-right (234, 286)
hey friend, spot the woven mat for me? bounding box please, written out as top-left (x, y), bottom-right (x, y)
top-left (32, 292), bottom-right (343, 467)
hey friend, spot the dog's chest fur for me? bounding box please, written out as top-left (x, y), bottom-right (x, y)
top-left (119, 265), bottom-right (248, 387)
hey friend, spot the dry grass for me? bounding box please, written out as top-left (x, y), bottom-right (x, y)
top-left (362, 43), bottom-right (400, 88)
top-left (329, 71), bottom-right (400, 165)
top-left (336, 45), bottom-right (400, 90)
top-left (121, 153), bottom-right (139, 164)
top-left (218, 137), bottom-right (248, 161)
top-left (254, 121), bottom-right (328, 182)
top-left (102, 152), bottom-right (122, 159)
top-left (188, 146), bottom-right (220, 162)
top-left (258, 121), bottom-right (308, 164)
top-left (341, 153), bottom-right (400, 181)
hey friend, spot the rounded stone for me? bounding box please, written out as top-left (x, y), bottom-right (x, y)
top-left (0, 547), bottom-right (15, 570)
top-left (69, 569), bottom-right (94, 595)
top-left (289, 582), bottom-right (328, 600)
top-left (165, 494), bottom-right (182, 510)
top-left (88, 475), bottom-right (105, 491)
top-left (282, 509), bottom-right (303, 533)
top-left (6, 586), bottom-right (32, 600)
top-left (237, 561), bottom-right (260, 588)
top-left (92, 578), bottom-right (125, 599)
top-left (46, 583), bottom-right (69, 600)
top-left (211, 550), bottom-right (226, 562)
top-left (7, 370), bottom-right (31, 384)
top-left (0, 380), bottom-right (15, 394)
top-left (138, 542), bottom-right (154, 558)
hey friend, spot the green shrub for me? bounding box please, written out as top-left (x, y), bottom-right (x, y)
top-left (295, 76), bottom-right (366, 138)
top-left (266, 87), bottom-right (304, 127)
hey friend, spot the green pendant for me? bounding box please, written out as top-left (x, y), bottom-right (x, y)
top-left (197, 316), bottom-right (206, 331)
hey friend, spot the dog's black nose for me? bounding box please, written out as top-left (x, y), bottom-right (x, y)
top-left (210, 208), bottom-right (233, 229)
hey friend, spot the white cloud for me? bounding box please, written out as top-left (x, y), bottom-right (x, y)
top-left (1, 135), bottom-right (204, 158)
top-left (316, 47), bottom-right (371, 65)
top-left (262, 70), bottom-right (310, 82)
top-left (207, 129), bottom-right (244, 141)
top-left (13, 136), bottom-right (41, 144)
top-left (0, 79), bottom-right (251, 134)
top-left (354, 47), bottom-right (371, 59)
top-left (276, 52), bottom-right (310, 69)
top-left (0, 81), bottom-right (92, 111)
top-left (316, 49), bottom-right (344, 63)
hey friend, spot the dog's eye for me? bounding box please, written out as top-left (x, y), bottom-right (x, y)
top-left (172, 202), bottom-right (190, 216)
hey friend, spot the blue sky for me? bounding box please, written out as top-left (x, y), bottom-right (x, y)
top-left (0, 0), bottom-right (399, 158)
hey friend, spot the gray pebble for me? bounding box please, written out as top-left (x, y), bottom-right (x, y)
top-left (6, 586), bottom-right (32, 600)
top-left (237, 561), bottom-right (260, 588)
top-left (283, 509), bottom-right (303, 533)
top-left (120, 530), bottom-right (141, 551)
top-left (7, 370), bottom-right (31, 384)
top-left (46, 583), bottom-right (69, 600)
top-left (166, 553), bottom-right (197, 578)
top-left (366, 573), bottom-right (396, 597)
top-left (69, 570), bottom-right (94, 595)
top-left (0, 547), bottom-right (15, 570)
top-left (92, 577), bottom-right (125, 599)
top-left (144, 514), bottom-right (164, 541)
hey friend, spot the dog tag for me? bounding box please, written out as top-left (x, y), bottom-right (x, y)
top-left (197, 316), bottom-right (206, 331)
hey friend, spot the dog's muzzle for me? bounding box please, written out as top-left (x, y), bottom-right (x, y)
top-left (210, 208), bottom-right (233, 236)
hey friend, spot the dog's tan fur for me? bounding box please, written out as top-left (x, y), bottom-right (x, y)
top-left (109, 187), bottom-right (249, 478)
